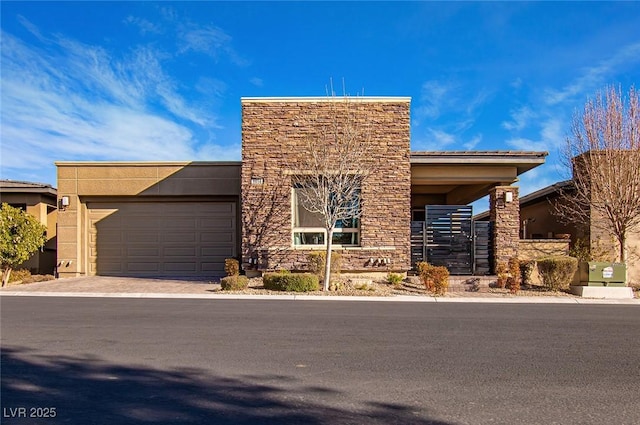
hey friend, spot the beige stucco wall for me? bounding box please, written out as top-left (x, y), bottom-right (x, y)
top-left (520, 198), bottom-right (583, 240)
top-left (241, 97), bottom-right (412, 273)
top-left (627, 227), bottom-right (640, 285)
top-left (55, 162), bottom-right (241, 278)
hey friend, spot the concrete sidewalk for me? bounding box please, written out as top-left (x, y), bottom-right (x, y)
top-left (1, 276), bottom-right (638, 305)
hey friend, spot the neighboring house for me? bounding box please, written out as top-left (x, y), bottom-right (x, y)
top-left (498, 179), bottom-right (640, 284)
top-left (55, 96), bottom-right (547, 279)
top-left (0, 180), bottom-right (57, 275)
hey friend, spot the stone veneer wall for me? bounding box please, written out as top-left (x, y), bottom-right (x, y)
top-left (518, 239), bottom-right (570, 260)
top-left (489, 186), bottom-right (520, 268)
top-left (241, 98), bottom-right (411, 272)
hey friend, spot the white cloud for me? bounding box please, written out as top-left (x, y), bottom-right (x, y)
top-left (413, 128), bottom-right (456, 151)
top-left (544, 41), bottom-right (640, 106)
top-left (510, 77), bottom-right (523, 90)
top-left (415, 80), bottom-right (455, 120)
top-left (0, 27), bottom-right (228, 183)
top-left (463, 134), bottom-right (482, 150)
top-left (502, 106), bottom-right (536, 131)
top-left (177, 24), bottom-right (248, 66)
top-left (123, 16), bottom-right (162, 35)
top-left (250, 77), bottom-right (264, 87)
top-left (506, 118), bottom-right (565, 152)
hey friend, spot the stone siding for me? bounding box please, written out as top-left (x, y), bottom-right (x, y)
top-left (241, 98), bottom-right (411, 272)
top-left (518, 239), bottom-right (570, 260)
top-left (489, 186), bottom-right (520, 268)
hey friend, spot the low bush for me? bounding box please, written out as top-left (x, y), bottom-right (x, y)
top-left (8, 269), bottom-right (31, 283)
top-left (507, 257), bottom-right (521, 294)
top-left (536, 256), bottom-right (578, 291)
top-left (495, 261), bottom-right (508, 288)
top-left (263, 272), bottom-right (319, 292)
top-left (306, 251), bottom-right (341, 280)
top-left (220, 275), bottom-right (249, 290)
top-left (386, 272), bottom-right (404, 287)
top-left (519, 260), bottom-right (536, 286)
top-left (224, 258), bottom-right (240, 277)
top-left (416, 262), bottom-right (449, 295)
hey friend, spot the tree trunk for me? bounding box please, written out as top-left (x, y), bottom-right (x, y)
top-left (1, 267), bottom-right (12, 287)
top-left (323, 228), bottom-right (334, 291)
top-left (618, 233), bottom-right (627, 264)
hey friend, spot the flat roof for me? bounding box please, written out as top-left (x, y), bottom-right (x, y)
top-left (519, 180), bottom-right (573, 206)
top-left (55, 161), bottom-right (242, 166)
top-left (411, 151), bottom-right (548, 175)
top-left (241, 96), bottom-right (411, 103)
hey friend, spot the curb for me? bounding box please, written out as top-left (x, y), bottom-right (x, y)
top-left (0, 291), bottom-right (638, 305)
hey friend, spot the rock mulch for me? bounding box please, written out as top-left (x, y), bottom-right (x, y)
top-left (213, 276), bottom-right (580, 298)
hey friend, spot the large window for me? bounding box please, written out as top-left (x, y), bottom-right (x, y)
top-left (292, 185), bottom-right (360, 246)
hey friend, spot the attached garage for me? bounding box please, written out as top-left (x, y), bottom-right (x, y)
top-left (55, 162), bottom-right (241, 279)
top-left (88, 201), bottom-right (236, 277)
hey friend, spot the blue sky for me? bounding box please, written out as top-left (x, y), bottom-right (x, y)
top-left (1, 1), bottom-right (639, 208)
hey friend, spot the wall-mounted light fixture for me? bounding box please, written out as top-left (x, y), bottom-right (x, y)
top-left (60, 196), bottom-right (70, 209)
top-left (504, 192), bottom-right (513, 203)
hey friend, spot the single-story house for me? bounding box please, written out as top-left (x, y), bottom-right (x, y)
top-left (55, 97), bottom-right (547, 279)
top-left (0, 180), bottom-right (58, 275)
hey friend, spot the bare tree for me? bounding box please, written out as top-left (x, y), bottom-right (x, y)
top-left (290, 93), bottom-right (375, 291)
top-left (555, 85), bottom-right (640, 263)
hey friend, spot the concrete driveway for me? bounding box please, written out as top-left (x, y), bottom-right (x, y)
top-left (0, 276), bottom-right (219, 295)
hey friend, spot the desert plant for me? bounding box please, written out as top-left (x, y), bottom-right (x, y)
top-left (263, 272), bottom-right (320, 292)
top-left (519, 260), bottom-right (536, 287)
top-left (416, 262), bottom-right (449, 295)
top-left (224, 258), bottom-right (240, 277)
top-left (536, 256), bottom-right (579, 291)
top-left (7, 268), bottom-right (31, 284)
top-left (220, 275), bottom-right (249, 290)
top-left (306, 251), bottom-right (341, 281)
top-left (495, 261), bottom-right (508, 289)
top-left (507, 257), bottom-right (521, 294)
top-left (386, 272), bottom-right (404, 288)
top-left (354, 281), bottom-right (375, 291)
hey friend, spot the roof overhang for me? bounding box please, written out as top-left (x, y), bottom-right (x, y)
top-left (410, 151), bottom-right (548, 205)
top-left (0, 180), bottom-right (57, 197)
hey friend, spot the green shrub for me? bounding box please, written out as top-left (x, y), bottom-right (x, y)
top-left (536, 256), bottom-right (578, 291)
top-left (224, 258), bottom-right (240, 276)
top-left (507, 257), bottom-right (521, 294)
top-left (495, 261), bottom-right (508, 288)
top-left (263, 272), bottom-right (320, 292)
top-left (306, 251), bottom-right (341, 280)
top-left (386, 272), bottom-right (404, 287)
top-left (416, 262), bottom-right (449, 295)
top-left (8, 268), bottom-right (31, 283)
top-left (519, 260), bottom-right (536, 286)
top-left (220, 275), bottom-right (249, 290)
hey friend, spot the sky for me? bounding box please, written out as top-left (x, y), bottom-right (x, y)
top-left (1, 1), bottom-right (639, 211)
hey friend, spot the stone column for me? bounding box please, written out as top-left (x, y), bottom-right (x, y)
top-left (489, 186), bottom-right (520, 271)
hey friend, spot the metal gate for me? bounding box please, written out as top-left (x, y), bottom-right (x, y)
top-left (472, 221), bottom-right (492, 275)
top-left (410, 206), bottom-right (492, 275)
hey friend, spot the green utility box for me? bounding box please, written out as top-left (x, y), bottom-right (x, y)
top-left (573, 262), bottom-right (627, 287)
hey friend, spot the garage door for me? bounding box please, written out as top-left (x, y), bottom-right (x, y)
top-left (87, 202), bottom-right (236, 277)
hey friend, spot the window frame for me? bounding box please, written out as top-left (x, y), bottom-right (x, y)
top-left (291, 185), bottom-right (361, 248)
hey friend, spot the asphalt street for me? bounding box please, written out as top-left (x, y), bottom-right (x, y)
top-left (1, 297), bottom-right (639, 425)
